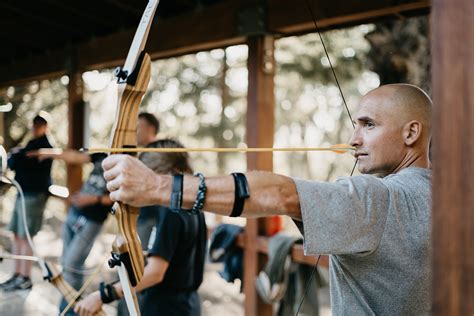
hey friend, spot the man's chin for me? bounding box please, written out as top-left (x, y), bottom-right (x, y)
top-left (358, 164), bottom-right (385, 178)
top-left (357, 162), bottom-right (370, 174)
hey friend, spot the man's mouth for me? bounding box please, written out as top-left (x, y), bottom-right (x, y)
top-left (354, 152), bottom-right (368, 159)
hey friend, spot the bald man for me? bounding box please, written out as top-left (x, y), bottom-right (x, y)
top-left (102, 84), bottom-right (432, 315)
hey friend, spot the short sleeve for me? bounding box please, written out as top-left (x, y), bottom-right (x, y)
top-left (148, 210), bottom-right (182, 262)
top-left (293, 175), bottom-right (390, 255)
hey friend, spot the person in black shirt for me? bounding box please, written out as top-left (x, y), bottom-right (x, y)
top-left (1, 114), bottom-right (53, 291)
top-left (75, 139), bottom-right (207, 316)
top-left (136, 112), bottom-right (160, 249)
top-left (26, 149), bottom-right (113, 315)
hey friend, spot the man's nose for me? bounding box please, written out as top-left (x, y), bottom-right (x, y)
top-left (349, 129), bottom-right (362, 147)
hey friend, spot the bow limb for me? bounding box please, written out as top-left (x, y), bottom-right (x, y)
top-left (46, 261), bottom-right (106, 316)
top-left (107, 1), bottom-right (159, 314)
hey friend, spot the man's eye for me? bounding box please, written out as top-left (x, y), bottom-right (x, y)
top-left (366, 122), bottom-right (375, 128)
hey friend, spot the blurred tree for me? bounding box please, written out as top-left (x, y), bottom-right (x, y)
top-left (140, 47), bottom-right (248, 175)
top-left (365, 16), bottom-right (430, 94)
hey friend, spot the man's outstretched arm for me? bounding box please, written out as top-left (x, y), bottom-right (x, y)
top-left (27, 149), bottom-right (91, 165)
top-left (102, 155), bottom-right (302, 220)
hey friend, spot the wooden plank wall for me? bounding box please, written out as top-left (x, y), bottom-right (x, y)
top-left (431, 0), bottom-right (474, 314)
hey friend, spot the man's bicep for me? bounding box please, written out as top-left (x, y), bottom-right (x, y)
top-left (295, 176), bottom-right (390, 255)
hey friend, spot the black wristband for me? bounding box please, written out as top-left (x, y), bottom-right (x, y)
top-left (170, 174), bottom-right (183, 213)
top-left (108, 284), bottom-right (119, 301)
top-left (190, 172), bottom-right (206, 214)
top-left (99, 282), bottom-right (118, 304)
top-left (230, 172), bottom-right (250, 217)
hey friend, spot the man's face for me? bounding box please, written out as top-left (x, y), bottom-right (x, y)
top-left (32, 123), bottom-right (47, 138)
top-left (137, 118), bottom-right (154, 147)
top-left (349, 90), bottom-right (406, 177)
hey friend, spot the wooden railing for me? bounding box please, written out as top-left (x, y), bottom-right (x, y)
top-left (235, 233), bottom-right (329, 268)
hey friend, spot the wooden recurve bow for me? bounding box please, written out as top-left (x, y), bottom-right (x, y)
top-left (106, 1), bottom-right (160, 315)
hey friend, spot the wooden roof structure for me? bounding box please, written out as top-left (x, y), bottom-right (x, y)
top-left (1, 0), bottom-right (473, 315)
top-left (0, 0), bottom-right (429, 87)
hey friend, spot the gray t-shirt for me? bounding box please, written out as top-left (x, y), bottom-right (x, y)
top-left (294, 167), bottom-right (431, 315)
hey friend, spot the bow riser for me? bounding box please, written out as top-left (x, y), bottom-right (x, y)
top-left (111, 53), bottom-right (151, 149)
top-left (110, 52), bottom-right (151, 288)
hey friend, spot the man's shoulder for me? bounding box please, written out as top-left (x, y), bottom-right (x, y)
top-left (385, 167), bottom-right (431, 182)
top-left (382, 167), bottom-right (431, 193)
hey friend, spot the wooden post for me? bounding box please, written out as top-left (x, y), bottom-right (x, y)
top-left (0, 112), bottom-right (4, 143)
top-left (244, 35), bottom-right (275, 316)
top-left (67, 71), bottom-right (85, 194)
top-left (431, 0), bottom-right (474, 315)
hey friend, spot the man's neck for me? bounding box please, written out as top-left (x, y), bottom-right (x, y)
top-left (393, 151), bottom-right (430, 174)
top-left (33, 133), bottom-right (46, 139)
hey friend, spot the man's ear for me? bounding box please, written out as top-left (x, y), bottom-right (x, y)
top-left (403, 120), bottom-right (422, 146)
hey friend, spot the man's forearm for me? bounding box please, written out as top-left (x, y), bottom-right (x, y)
top-left (57, 150), bottom-right (91, 164)
top-left (154, 171), bottom-right (302, 219)
top-left (103, 155), bottom-right (303, 219)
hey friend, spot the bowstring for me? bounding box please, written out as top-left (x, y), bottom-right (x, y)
top-left (296, 1), bottom-right (358, 315)
top-left (304, 0), bottom-right (355, 129)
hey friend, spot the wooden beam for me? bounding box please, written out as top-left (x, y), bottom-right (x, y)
top-left (0, 0), bottom-right (430, 87)
top-left (431, 0), bottom-right (474, 315)
top-left (244, 35), bottom-right (275, 316)
top-left (0, 1), bottom-right (84, 35)
top-left (0, 113), bottom-right (4, 146)
top-left (66, 71), bottom-right (84, 195)
top-left (76, 0), bottom-right (254, 70)
top-left (236, 234), bottom-right (329, 267)
top-left (0, 49), bottom-right (70, 88)
top-left (268, 0), bottom-right (430, 35)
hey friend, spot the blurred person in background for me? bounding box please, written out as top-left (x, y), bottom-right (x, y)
top-left (75, 139), bottom-right (207, 316)
top-left (1, 114), bottom-right (53, 291)
top-left (27, 148), bottom-right (112, 314)
top-left (136, 112), bottom-right (161, 247)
